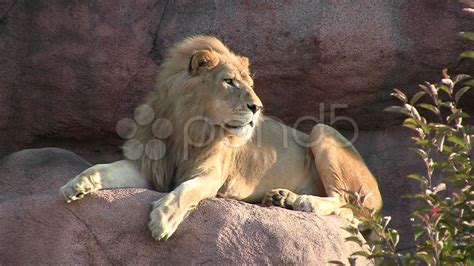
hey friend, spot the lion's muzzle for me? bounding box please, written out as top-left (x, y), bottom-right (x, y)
top-left (225, 105), bottom-right (258, 128)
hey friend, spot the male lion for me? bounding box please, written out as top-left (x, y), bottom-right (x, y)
top-left (60, 36), bottom-right (382, 240)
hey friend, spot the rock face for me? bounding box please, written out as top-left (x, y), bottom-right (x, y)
top-left (0, 148), bottom-right (371, 265)
top-left (0, 0), bottom-right (472, 161)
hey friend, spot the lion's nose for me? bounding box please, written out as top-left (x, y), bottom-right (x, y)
top-left (247, 104), bottom-right (262, 114)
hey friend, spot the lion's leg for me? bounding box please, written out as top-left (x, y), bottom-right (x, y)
top-left (149, 176), bottom-right (222, 240)
top-left (59, 159), bottom-right (152, 202)
top-left (263, 124), bottom-right (382, 222)
top-left (308, 124), bottom-right (382, 216)
top-left (262, 189), bottom-right (353, 220)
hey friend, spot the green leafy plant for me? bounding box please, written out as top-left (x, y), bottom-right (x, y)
top-left (343, 6), bottom-right (474, 264)
top-left (342, 4), bottom-right (474, 265)
top-left (344, 69), bottom-right (473, 265)
top-left (342, 190), bottom-right (407, 265)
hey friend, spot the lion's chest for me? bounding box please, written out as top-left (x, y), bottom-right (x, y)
top-left (216, 174), bottom-right (258, 201)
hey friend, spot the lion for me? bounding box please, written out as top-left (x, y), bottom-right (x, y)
top-left (60, 35), bottom-right (382, 240)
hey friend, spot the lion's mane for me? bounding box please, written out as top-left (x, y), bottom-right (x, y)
top-left (130, 36), bottom-right (245, 192)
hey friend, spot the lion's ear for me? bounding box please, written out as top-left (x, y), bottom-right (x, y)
top-left (239, 56), bottom-right (250, 70)
top-left (189, 50), bottom-right (220, 76)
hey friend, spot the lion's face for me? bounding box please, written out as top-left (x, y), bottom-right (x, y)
top-left (190, 49), bottom-right (263, 140)
top-left (207, 63), bottom-right (262, 139)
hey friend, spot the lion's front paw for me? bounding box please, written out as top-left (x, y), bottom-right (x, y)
top-left (262, 189), bottom-right (298, 210)
top-left (149, 194), bottom-right (186, 241)
top-left (59, 170), bottom-right (102, 203)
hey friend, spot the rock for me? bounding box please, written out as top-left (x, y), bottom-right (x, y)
top-left (0, 148), bottom-right (91, 200)
top-left (0, 148), bottom-right (371, 264)
top-left (0, 0), bottom-right (472, 161)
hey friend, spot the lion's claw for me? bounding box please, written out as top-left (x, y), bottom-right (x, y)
top-left (149, 194), bottom-right (185, 241)
top-left (59, 170), bottom-right (102, 203)
top-left (263, 189), bottom-right (297, 210)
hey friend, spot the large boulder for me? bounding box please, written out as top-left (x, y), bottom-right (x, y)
top-left (0, 148), bottom-right (371, 264)
top-left (0, 0), bottom-right (472, 161)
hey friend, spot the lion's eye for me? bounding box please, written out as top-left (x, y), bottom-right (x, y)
top-left (224, 79), bottom-right (234, 86)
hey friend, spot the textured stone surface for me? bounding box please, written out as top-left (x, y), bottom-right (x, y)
top-left (0, 0), bottom-right (472, 161)
top-left (0, 148), bottom-right (372, 264)
top-left (0, 148), bottom-right (91, 200)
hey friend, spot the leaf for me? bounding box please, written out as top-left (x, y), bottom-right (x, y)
top-left (415, 120), bottom-right (430, 134)
top-left (433, 183), bottom-right (446, 194)
top-left (417, 103), bottom-right (439, 115)
top-left (428, 122), bottom-right (452, 130)
top-left (460, 50), bottom-right (474, 59)
top-left (432, 161), bottom-right (450, 169)
top-left (458, 32), bottom-right (474, 41)
top-left (441, 68), bottom-right (449, 79)
top-left (392, 231), bottom-right (400, 247)
top-left (342, 226), bottom-right (359, 235)
top-left (345, 236), bottom-right (363, 246)
top-left (438, 100), bottom-right (454, 109)
top-left (453, 174), bottom-right (470, 181)
top-left (391, 88), bottom-right (408, 102)
top-left (381, 216), bottom-right (392, 229)
top-left (342, 203), bottom-right (360, 212)
top-left (402, 119), bottom-right (419, 130)
top-left (370, 222), bottom-right (384, 234)
top-left (403, 118), bottom-right (430, 135)
top-left (415, 252), bottom-right (435, 265)
top-left (447, 111), bottom-right (470, 123)
top-left (453, 74), bottom-right (471, 83)
top-left (402, 193), bottom-right (426, 200)
top-left (438, 84), bottom-right (452, 96)
top-left (441, 78), bottom-right (454, 89)
top-left (407, 174), bottom-right (426, 183)
top-left (408, 148), bottom-right (427, 159)
top-left (464, 79), bottom-right (474, 87)
top-left (368, 252), bottom-right (388, 259)
top-left (415, 227), bottom-right (424, 240)
top-left (447, 135), bottom-right (466, 147)
top-left (418, 84), bottom-right (430, 94)
top-left (403, 103), bottom-right (422, 120)
top-left (413, 212), bottom-right (429, 223)
top-left (434, 135), bottom-right (445, 151)
top-left (384, 106), bottom-right (410, 116)
top-left (351, 251), bottom-right (370, 257)
top-left (454, 86), bottom-right (471, 103)
top-left (411, 137), bottom-right (431, 146)
top-left (410, 91), bottom-right (427, 105)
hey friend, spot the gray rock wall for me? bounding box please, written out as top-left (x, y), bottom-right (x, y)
top-left (0, 0), bottom-right (472, 161)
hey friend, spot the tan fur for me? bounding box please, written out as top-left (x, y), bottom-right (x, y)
top-left (60, 36), bottom-right (382, 240)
